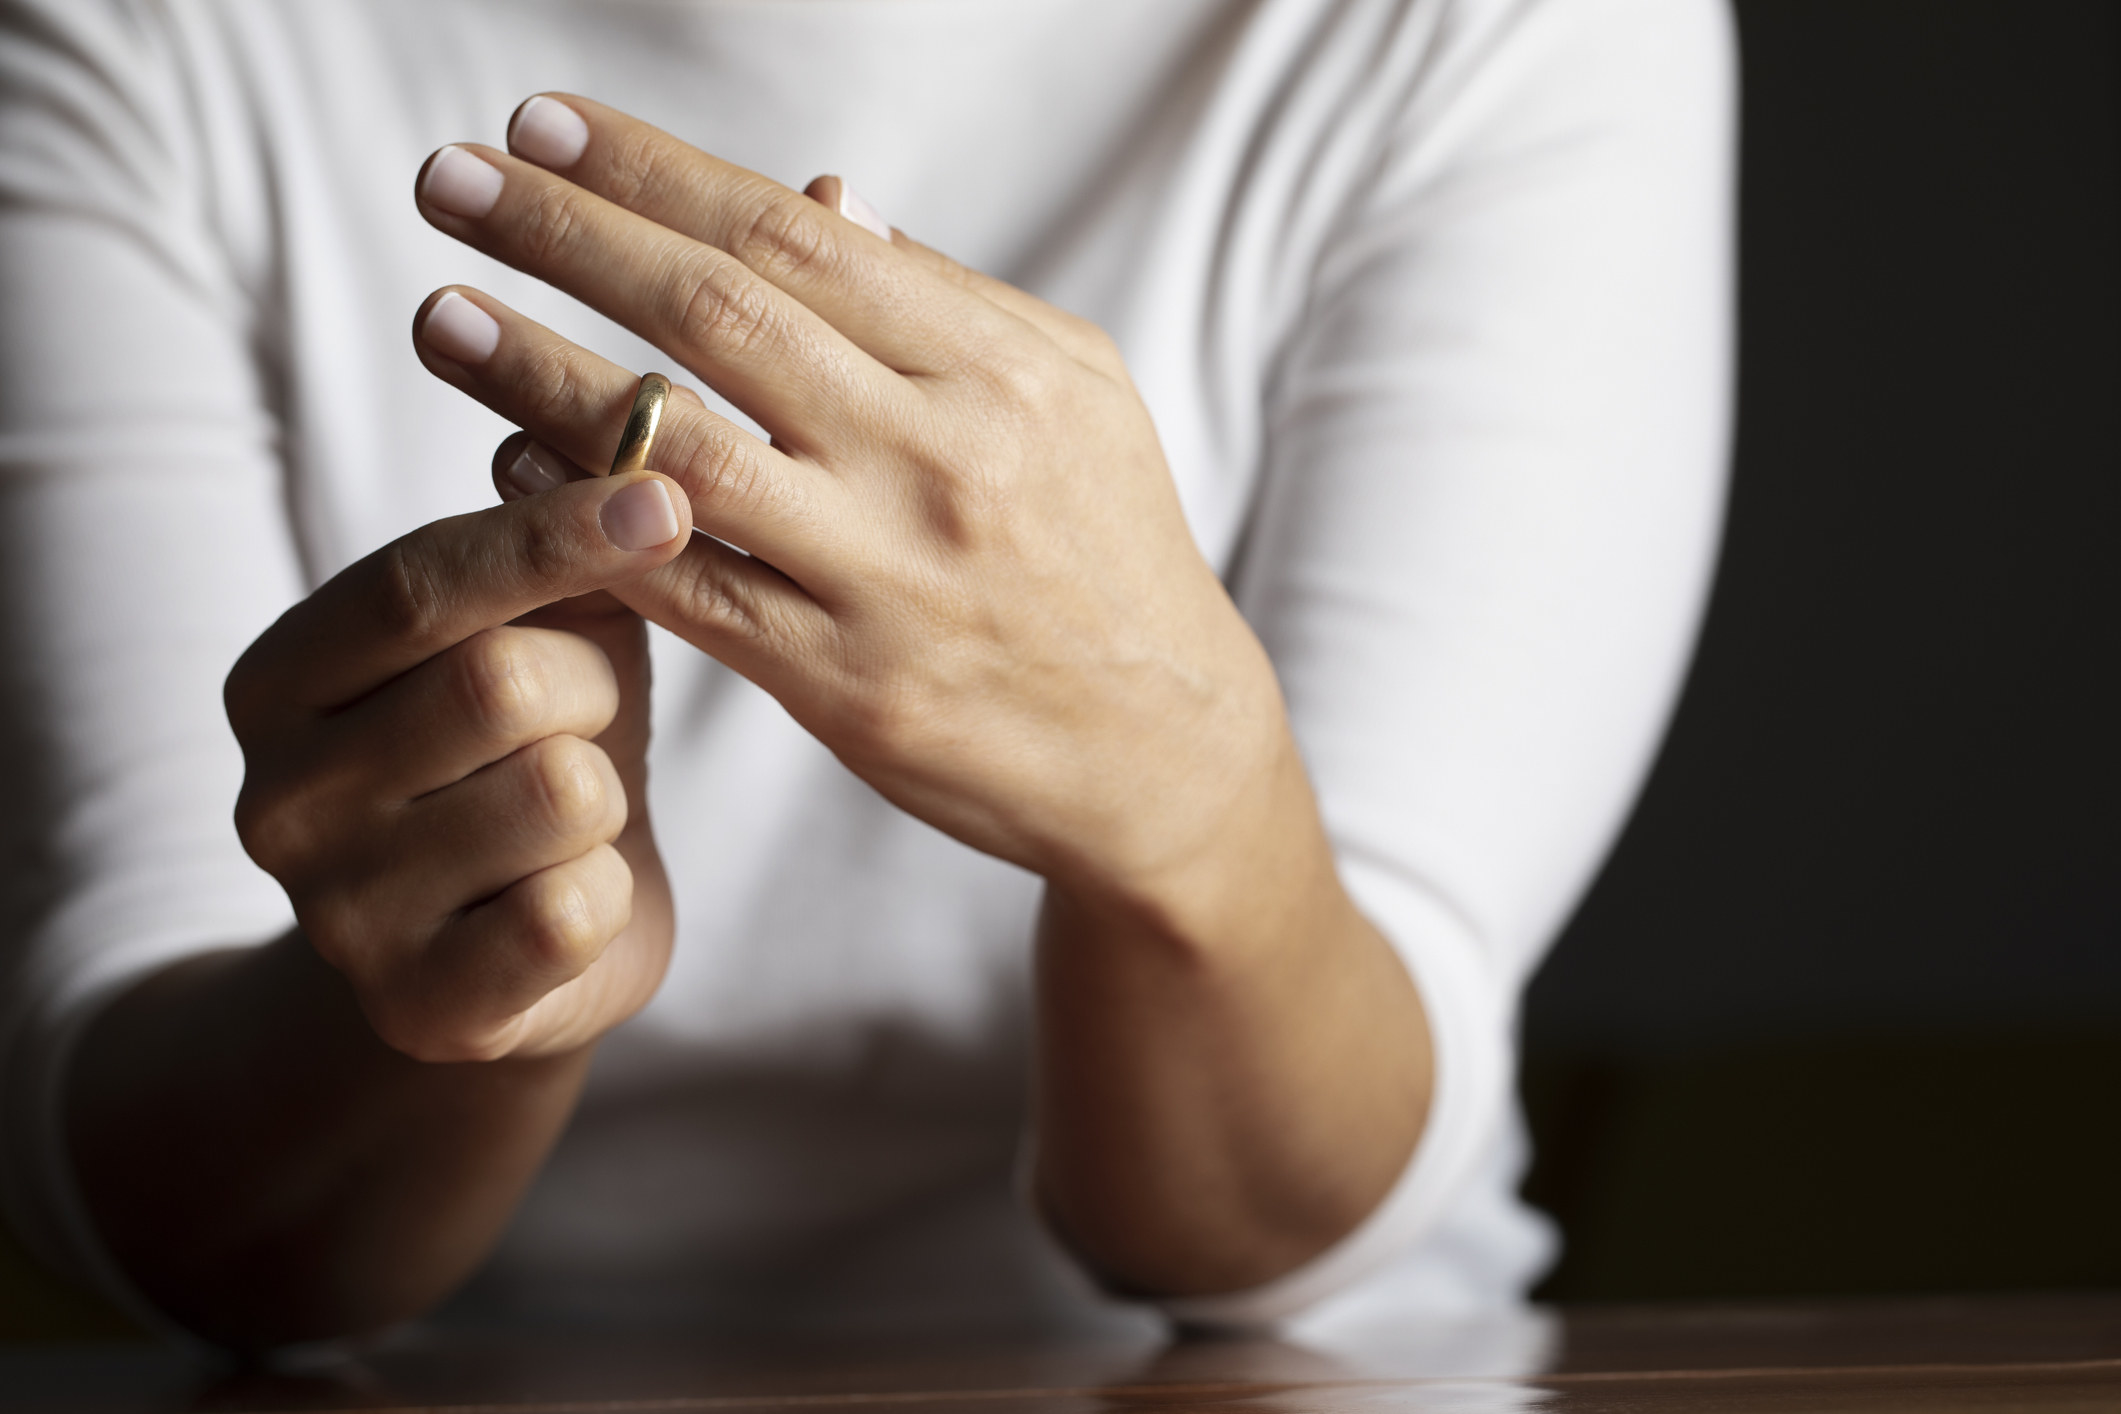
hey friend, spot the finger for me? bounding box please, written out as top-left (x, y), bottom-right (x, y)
top-left (485, 434), bottom-right (830, 681)
top-left (493, 431), bottom-right (593, 500)
top-left (229, 467), bottom-right (690, 724)
top-left (370, 844), bottom-right (634, 1064)
top-left (503, 95), bottom-right (1017, 377)
top-left (604, 526), bottom-right (828, 682)
top-left (491, 405), bottom-right (703, 502)
top-left (426, 297), bottom-right (841, 667)
top-left (870, 213), bottom-right (1127, 376)
top-left (391, 733), bottom-right (626, 917)
top-left (416, 287), bottom-right (841, 585)
top-left (415, 141), bottom-right (893, 454)
top-left (321, 625), bottom-right (621, 801)
top-left (805, 174), bottom-right (893, 244)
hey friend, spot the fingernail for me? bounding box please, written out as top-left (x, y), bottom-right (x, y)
top-left (423, 291), bottom-right (501, 363)
top-left (504, 442), bottom-right (574, 498)
top-left (421, 145), bottom-right (504, 218)
top-left (601, 478), bottom-right (679, 551)
top-left (509, 96), bottom-right (590, 169)
top-left (837, 182), bottom-right (891, 241)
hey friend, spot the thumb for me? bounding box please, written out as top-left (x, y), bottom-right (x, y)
top-left (233, 467), bottom-right (692, 721)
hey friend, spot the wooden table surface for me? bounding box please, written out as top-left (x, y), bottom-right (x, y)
top-left (4, 1293), bottom-right (2118, 1413)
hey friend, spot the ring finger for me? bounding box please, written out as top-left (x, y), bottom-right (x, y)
top-left (415, 286), bottom-right (847, 588)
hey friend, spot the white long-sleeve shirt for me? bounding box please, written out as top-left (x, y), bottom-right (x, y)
top-left (0, 0), bottom-right (1733, 1340)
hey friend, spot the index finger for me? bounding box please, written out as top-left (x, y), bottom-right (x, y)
top-left (502, 94), bottom-right (1020, 376)
top-left (227, 471), bottom-right (691, 727)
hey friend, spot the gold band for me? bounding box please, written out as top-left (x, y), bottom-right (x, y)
top-left (607, 372), bottom-right (671, 478)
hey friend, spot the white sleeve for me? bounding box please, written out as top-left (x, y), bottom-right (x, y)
top-left (0, 0), bottom-right (302, 1306)
top-left (1159, 0), bottom-right (1735, 1327)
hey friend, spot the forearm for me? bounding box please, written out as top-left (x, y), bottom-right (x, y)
top-left (64, 932), bottom-right (591, 1348)
top-left (1030, 735), bottom-right (1432, 1298)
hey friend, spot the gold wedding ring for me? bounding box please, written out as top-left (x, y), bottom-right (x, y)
top-left (607, 371), bottom-right (671, 477)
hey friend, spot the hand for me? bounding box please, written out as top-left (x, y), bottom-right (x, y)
top-left (226, 468), bottom-right (693, 1061)
top-left (406, 95), bottom-right (1431, 1297)
top-left (410, 96), bottom-right (1294, 930)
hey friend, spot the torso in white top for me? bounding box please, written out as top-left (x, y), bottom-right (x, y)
top-left (0, 0), bottom-right (1733, 1339)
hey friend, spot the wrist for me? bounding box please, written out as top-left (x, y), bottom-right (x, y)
top-left (1044, 719), bottom-right (1347, 971)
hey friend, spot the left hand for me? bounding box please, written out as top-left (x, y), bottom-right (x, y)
top-left (411, 95), bottom-right (1294, 921)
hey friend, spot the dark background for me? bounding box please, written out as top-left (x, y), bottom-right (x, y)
top-left (1521, 0), bottom-right (2121, 1300)
top-left (2, 0), bottom-right (2117, 1338)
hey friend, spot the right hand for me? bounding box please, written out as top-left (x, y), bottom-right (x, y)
top-left (225, 459), bottom-right (693, 1062)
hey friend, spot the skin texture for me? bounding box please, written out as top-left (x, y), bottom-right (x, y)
top-left (67, 95), bottom-right (1431, 1346)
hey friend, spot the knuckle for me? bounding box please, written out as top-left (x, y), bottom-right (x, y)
top-left (679, 260), bottom-right (779, 360)
top-left (517, 339), bottom-right (592, 428)
top-left (672, 419), bottom-right (769, 521)
top-left (516, 871), bottom-right (610, 974)
top-left (511, 509), bottom-right (579, 591)
top-left (671, 554), bottom-right (769, 643)
top-left (521, 735), bottom-right (617, 840)
top-left (452, 630), bottom-right (550, 743)
top-left (517, 182), bottom-right (590, 268)
top-left (730, 189), bottom-right (833, 284)
top-left (372, 540), bottom-right (451, 648)
top-left (599, 129), bottom-right (667, 209)
top-left (985, 346), bottom-right (1059, 409)
top-left (234, 782), bottom-right (315, 878)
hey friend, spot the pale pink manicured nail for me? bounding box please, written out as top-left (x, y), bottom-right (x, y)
top-left (601, 479), bottom-right (679, 551)
top-left (509, 96), bottom-right (590, 169)
top-left (837, 183), bottom-right (891, 241)
top-left (503, 442), bottom-right (574, 498)
top-left (422, 291), bottom-right (500, 363)
top-left (421, 145), bottom-right (504, 218)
